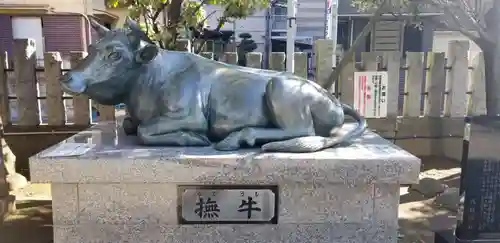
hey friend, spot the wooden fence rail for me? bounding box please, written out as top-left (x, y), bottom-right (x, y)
top-left (0, 38), bottom-right (487, 159)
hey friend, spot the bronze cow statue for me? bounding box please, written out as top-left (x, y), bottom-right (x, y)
top-left (59, 18), bottom-right (367, 153)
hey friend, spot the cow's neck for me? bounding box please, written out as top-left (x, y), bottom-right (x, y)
top-left (122, 51), bottom-right (196, 120)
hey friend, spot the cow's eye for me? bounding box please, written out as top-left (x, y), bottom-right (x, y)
top-left (108, 52), bottom-right (121, 60)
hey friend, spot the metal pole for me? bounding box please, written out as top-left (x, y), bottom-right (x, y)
top-left (264, 8), bottom-right (272, 69)
top-left (286, 0), bottom-right (297, 73)
top-left (324, 0), bottom-right (339, 72)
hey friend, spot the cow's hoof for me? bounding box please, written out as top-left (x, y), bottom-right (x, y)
top-left (122, 118), bottom-right (137, 135)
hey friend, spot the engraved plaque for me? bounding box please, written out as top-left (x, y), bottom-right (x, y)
top-left (177, 185), bottom-right (278, 224)
top-left (458, 158), bottom-right (500, 240)
top-left (457, 116), bottom-right (500, 241)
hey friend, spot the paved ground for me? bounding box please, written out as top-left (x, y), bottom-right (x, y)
top-left (0, 156), bottom-right (460, 243)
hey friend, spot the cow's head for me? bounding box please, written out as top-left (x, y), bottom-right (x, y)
top-left (59, 17), bottom-right (159, 105)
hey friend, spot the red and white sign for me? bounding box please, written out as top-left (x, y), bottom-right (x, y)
top-left (353, 71), bottom-right (388, 118)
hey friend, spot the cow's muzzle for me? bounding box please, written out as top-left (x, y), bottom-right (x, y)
top-left (59, 72), bottom-right (87, 94)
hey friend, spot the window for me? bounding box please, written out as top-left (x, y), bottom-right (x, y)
top-left (273, 6), bottom-right (287, 16)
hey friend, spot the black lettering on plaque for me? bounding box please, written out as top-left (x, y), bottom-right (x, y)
top-left (177, 185), bottom-right (279, 225)
top-left (194, 197), bottom-right (220, 219)
top-left (237, 196), bottom-right (262, 219)
top-left (458, 158), bottom-right (500, 240)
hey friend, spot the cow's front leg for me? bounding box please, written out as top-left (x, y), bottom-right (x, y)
top-left (137, 116), bottom-right (210, 146)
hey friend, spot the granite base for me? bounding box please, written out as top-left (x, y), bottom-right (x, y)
top-left (54, 223), bottom-right (398, 243)
top-left (29, 122), bottom-right (421, 243)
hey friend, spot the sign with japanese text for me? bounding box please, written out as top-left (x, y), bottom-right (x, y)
top-left (353, 71), bottom-right (388, 118)
top-left (177, 185), bottom-right (278, 224)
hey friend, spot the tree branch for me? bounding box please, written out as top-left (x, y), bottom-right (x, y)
top-left (166, 0), bottom-right (185, 46)
top-left (321, 0), bottom-right (389, 90)
top-left (427, 0), bottom-right (493, 44)
top-left (195, 16), bottom-right (227, 54)
top-left (152, 2), bottom-right (169, 22)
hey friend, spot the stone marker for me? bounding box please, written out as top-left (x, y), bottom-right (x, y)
top-left (434, 116), bottom-right (500, 243)
top-left (30, 120), bottom-right (421, 243)
top-left (409, 177), bottom-right (448, 197)
top-left (434, 187), bottom-right (460, 212)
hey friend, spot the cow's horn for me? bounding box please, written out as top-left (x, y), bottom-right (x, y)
top-left (90, 18), bottom-right (109, 37)
top-left (124, 17), bottom-right (142, 32)
top-left (124, 16), bottom-right (154, 44)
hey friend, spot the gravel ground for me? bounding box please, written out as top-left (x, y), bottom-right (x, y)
top-left (0, 156), bottom-right (460, 243)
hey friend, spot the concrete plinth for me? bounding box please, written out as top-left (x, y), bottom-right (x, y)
top-left (29, 122), bottom-right (421, 243)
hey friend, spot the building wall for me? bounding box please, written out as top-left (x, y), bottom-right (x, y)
top-left (0, 14), bottom-right (13, 55)
top-left (0, 14), bottom-right (86, 63)
top-left (421, 19), bottom-right (435, 53)
top-left (0, 0), bottom-right (94, 13)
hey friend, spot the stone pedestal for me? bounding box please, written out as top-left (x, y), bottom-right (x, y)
top-left (29, 122), bottom-right (421, 243)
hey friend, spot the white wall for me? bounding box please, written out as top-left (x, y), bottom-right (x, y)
top-left (0, 0), bottom-right (91, 13)
top-left (11, 17), bottom-right (45, 64)
top-left (433, 31), bottom-right (481, 59)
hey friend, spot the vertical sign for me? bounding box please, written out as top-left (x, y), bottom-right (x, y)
top-left (353, 71), bottom-right (388, 118)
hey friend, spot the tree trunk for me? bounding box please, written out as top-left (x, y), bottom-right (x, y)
top-left (480, 43), bottom-right (500, 116)
top-left (481, 1), bottom-right (500, 116)
top-left (166, 0), bottom-right (185, 47)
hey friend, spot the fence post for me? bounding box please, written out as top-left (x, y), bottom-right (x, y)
top-left (444, 40), bottom-right (469, 117)
top-left (246, 52), bottom-right (262, 69)
top-left (315, 40), bottom-right (334, 89)
top-left (403, 52), bottom-right (424, 117)
top-left (339, 52), bottom-right (355, 104)
top-left (44, 52), bottom-right (66, 125)
top-left (0, 52), bottom-right (9, 124)
top-left (383, 52), bottom-right (401, 117)
top-left (200, 52), bottom-right (214, 60)
top-left (468, 52), bottom-right (486, 116)
top-left (314, 40), bottom-right (334, 89)
top-left (13, 39), bottom-right (39, 126)
top-left (294, 52), bottom-right (308, 78)
top-left (175, 40), bottom-right (190, 51)
top-left (423, 52), bottom-right (446, 117)
top-left (222, 52), bottom-right (238, 65)
top-left (69, 52), bottom-right (91, 125)
top-left (269, 52), bottom-right (285, 71)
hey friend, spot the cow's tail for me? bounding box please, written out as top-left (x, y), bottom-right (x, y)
top-left (261, 103), bottom-right (367, 153)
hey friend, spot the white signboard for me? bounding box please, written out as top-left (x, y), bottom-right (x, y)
top-left (353, 71), bottom-right (388, 118)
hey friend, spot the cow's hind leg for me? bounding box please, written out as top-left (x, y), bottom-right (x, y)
top-left (214, 77), bottom-right (316, 151)
top-left (139, 130), bottom-right (211, 146)
top-left (213, 127), bottom-right (312, 151)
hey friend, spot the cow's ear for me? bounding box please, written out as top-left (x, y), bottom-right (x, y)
top-left (135, 43), bottom-right (158, 63)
